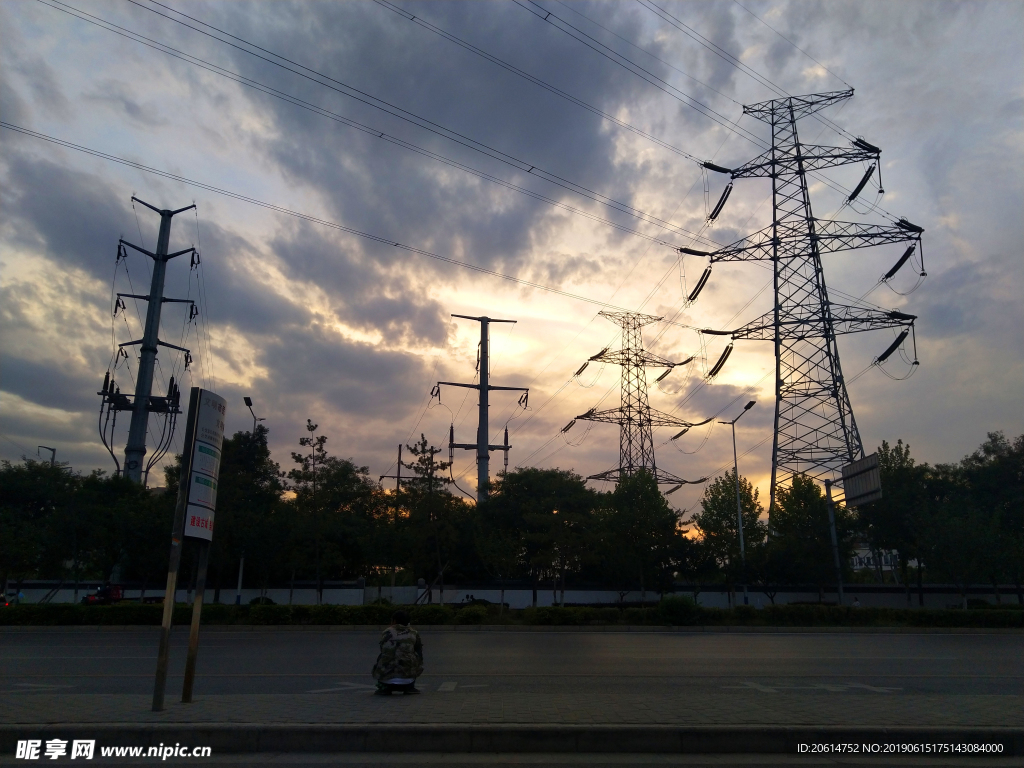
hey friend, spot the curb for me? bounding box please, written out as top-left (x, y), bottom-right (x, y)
top-left (1, 624), bottom-right (1021, 633)
top-left (2, 725), bottom-right (1021, 755)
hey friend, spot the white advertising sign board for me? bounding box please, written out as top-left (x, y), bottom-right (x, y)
top-left (184, 390), bottom-right (226, 541)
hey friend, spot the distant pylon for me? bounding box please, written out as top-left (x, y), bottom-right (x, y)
top-left (698, 90), bottom-right (923, 509)
top-left (574, 311), bottom-right (708, 486)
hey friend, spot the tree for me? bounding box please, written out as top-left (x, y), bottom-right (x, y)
top-left (959, 432), bottom-right (1024, 604)
top-left (689, 470), bottom-right (766, 603)
top-left (488, 467), bottom-right (601, 605)
top-left (398, 435), bottom-right (466, 600)
top-left (0, 459), bottom-right (78, 594)
top-left (602, 470), bottom-right (683, 604)
top-left (289, 420), bottom-right (377, 602)
top-left (204, 424), bottom-right (286, 601)
top-left (857, 440), bottom-right (930, 601)
top-left (771, 474), bottom-right (854, 601)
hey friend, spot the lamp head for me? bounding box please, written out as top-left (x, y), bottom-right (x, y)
top-left (743, 400), bottom-right (756, 410)
top-left (244, 396), bottom-right (253, 407)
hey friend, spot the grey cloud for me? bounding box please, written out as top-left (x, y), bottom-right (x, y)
top-left (84, 79), bottom-right (168, 127)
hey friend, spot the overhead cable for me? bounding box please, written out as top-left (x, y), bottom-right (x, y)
top-left (1, 122), bottom-right (642, 314)
top-left (110, 0), bottom-right (715, 245)
top-left (373, 0), bottom-right (704, 165)
top-left (40, 0), bottom-right (715, 250)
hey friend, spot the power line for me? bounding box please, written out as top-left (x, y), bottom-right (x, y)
top-left (373, 0), bottom-right (706, 165)
top-left (730, 0), bottom-right (851, 89)
top-left (513, 0), bottom-right (766, 147)
top-left (526, 0), bottom-right (898, 222)
top-left (552, 0), bottom-right (743, 106)
top-left (89, 0), bottom-right (717, 247)
top-left (1, 122), bottom-right (643, 313)
top-left (637, 0), bottom-right (853, 140)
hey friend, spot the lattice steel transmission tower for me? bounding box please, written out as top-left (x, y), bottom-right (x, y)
top-left (701, 90), bottom-right (923, 507)
top-left (573, 311), bottom-right (707, 487)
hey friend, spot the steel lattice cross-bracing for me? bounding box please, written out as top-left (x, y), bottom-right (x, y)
top-left (699, 90), bottom-right (923, 506)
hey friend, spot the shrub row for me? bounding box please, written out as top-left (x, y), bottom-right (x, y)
top-left (1, 598), bottom-right (1021, 628)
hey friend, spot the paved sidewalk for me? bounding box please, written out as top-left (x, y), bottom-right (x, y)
top-left (4, 691), bottom-right (1022, 727)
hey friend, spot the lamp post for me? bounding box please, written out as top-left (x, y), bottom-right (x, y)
top-left (236, 397), bottom-right (264, 606)
top-left (719, 400), bottom-right (756, 607)
top-left (243, 397), bottom-right (265, 434)
top-left (38, 446), bottom-right (56, 467)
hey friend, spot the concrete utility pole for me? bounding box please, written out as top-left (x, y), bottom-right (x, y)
top-left (438, 315), bottom-right (527, 502)
top-left (121, 198), bottom-right (196, 483)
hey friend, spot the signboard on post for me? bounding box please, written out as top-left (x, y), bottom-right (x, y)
top-left (183, 392), bottom-right (226, 540)
top-left (152, 387), bottom-right (226, 712)
top-left (841, 452), bottom-right (883, 507)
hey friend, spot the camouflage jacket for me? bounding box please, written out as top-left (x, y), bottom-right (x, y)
top-left (371, 624), bottom-right (424, 680)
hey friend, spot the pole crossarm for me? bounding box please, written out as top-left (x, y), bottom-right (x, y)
top-left (437, 381), bottom-right (527, 393)
top-left (727, 306), bottom-right (916, 341)
top-left (131, 196), bottom-right (196, 217)
top-left (731, 145), bottom-right (878, 178)
top-left (709, 220), bottom-right (921, 263)
top-left (742, 89), bottom-right (854, 122)
top-left (588, 348), bottom-right (678, 368)
top-left (597, 309), bottom-right (661, 326)
top-left (576, 406), bottom-right (710, 429)
top-left (587, 466), bottom-right (707, 485)
top-left (119, 239), bottom-right (196, 261)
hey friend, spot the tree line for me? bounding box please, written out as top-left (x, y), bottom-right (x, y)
top-left (2, 423), bottom-right (1020, 606)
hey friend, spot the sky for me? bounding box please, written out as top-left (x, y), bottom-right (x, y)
top-left (1, 0), bottom-right (1022, 514)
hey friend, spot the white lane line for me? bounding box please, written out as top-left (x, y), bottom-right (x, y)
top-left (307, 682), bottom-right (376, 693)
top-left (438, 681), bottom-right (457, 692)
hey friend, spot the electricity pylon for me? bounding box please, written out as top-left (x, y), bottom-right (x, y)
top-left (699, 90), bottom-right (923, 509)
top-left (437, 314), bottom-right (528, 501)
top-left (574, 311), bottom-right (708, 487)
top-left (98, 197), bottom-right (197, 484)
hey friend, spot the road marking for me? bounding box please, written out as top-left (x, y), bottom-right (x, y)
top-left (459, 684), bottom-right (489, 688)
top-left (307, 682), bottom-right (376, 693)
top-left (723, 681), bottom-right (903, 693)
top-left (14, 684), bottom-right (74, 689)
top-left (723, 682), bottom-right (780, 692)
top-left (438, 681), bottom-right (458, 692)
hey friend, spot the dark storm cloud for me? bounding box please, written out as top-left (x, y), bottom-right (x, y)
top-left (122, 0), bottom-right (721, 276)
top-left (0, 354), bottom-right (97, 414)
top-left (1, 153), bottom-right (133, 282)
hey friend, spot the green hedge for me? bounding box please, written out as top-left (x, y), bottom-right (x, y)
top-left (1, 599), bottom-right (1021, 628)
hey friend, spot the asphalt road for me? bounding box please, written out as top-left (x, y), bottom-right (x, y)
top-left (1, 629), bottom-right (1020, 698)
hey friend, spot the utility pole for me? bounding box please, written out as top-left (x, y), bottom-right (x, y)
top-left (379, 445), bottom-right (405, 596)
top-left (38, 446), bottom-right (56, 467)
top-left (697, 90), bottom-right (922, 512)
top-left (101, 197), bottom-right (196, 484)
top-left (437, 315), bottom-right (528, 501)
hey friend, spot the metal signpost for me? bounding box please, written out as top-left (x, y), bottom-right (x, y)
top-left (152, 387), bottom-right (226, 711)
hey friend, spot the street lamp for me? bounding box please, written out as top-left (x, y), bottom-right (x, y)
top-left (38, 446), bottom-right (56, 467)
top-left (243, 397), bottom-right (265, 434)
top-left (719, 400), bottom-right (756, 606)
